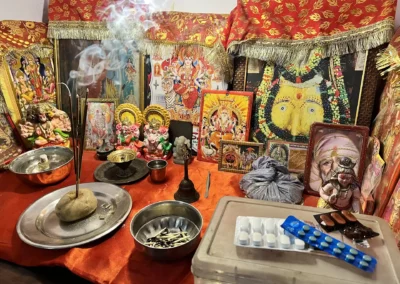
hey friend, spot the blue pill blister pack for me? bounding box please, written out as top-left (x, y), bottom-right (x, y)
top-left (281, 216), bottom-right (377, 273)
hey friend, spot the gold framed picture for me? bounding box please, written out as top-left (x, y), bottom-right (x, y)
top-left (80, 98), bottom-right (118, 150)
top-left (218, 140), bottom-right (263, 174)
top-left (1, 47), bottom-right (56, 124)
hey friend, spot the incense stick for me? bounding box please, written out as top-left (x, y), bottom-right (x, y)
top-left (78, 89), bottom-right (89, 184)
top-left (59, 83), bottom-right (88, 199)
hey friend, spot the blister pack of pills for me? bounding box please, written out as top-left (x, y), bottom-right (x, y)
top-left (234, 216), bottom-right (313, 252)
top-left (281, 216), bottom-right (377, 273)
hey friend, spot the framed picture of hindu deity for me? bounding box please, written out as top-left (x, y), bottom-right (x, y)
top-left (231, 49), bottom-right (378, 145)
top-left (0, 91), bottom-right (23, 166)
top-left (81, 98), bottom-right (117, 150)
top-left (197, 90), bottom-right (253, 163)
top-left (1, 48), bottom-right (57, 123)
top-left (266, 140), bottom-right (308, 173)
top-left (143, 46), bottom-right (228, 126)
top-left (304, 123), bottom-right (369, 196)
top-left (218, 140), bottom-right (263, 174)
top-left (54, 39), bottom-right (144, 113)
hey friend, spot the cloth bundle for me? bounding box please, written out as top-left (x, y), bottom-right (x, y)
top-left (240, 156), bottom-right (304, 204)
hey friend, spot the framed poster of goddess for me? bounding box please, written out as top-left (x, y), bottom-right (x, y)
top-left (144, 46), bottom-right (228, 125)
top-left (198, 90), bottom-right (253, 163)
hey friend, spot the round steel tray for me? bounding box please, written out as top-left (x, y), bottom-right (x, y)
top-left (16, 182), bottom-right (132, 249)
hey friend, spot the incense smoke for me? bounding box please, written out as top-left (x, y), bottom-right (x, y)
top-left (69, 0), bottom-right (172, 88)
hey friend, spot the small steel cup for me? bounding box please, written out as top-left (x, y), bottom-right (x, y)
top-left (147, 160), bottom-right (167, 183)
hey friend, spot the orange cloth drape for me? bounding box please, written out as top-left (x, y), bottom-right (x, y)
top-left (0, 152), bottom-right (318, 283)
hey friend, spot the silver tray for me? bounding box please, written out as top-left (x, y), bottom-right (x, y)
top-left (16, 182), bottom-right (132, 249)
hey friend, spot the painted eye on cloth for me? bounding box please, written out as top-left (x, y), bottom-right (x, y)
top-left (280, 105), bottom-right (287, 111)
top-left (308, 107), bottom-right (316, 113)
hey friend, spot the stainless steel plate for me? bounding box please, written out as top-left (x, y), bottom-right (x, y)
top-left (17, 182), bottom-right (132, 249)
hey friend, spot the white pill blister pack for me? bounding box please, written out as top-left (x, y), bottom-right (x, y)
top-left (234, 216), bottom-right (313, 252)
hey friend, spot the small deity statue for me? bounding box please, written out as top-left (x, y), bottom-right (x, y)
top-left (19, 103), bottom-right (71, 148)
top-left (173, 136), bottom-right (192, 165)
top-left (317, 157), bottom-right (361, 213)
top-left (143, 118), bottom-right (172, 160)
top-left (115, 118), bottom-right (143, 157)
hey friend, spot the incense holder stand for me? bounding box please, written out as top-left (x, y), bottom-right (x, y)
top-left (107, 149), bottom-right (137, 178)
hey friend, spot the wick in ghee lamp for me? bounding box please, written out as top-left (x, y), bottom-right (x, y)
top-left (59, 83), bottom-right (89, 198)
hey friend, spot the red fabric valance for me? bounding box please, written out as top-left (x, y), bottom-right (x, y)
top-left (222, 0), bottom-right (396, 64)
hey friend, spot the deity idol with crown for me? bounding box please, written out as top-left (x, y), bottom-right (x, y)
top-left (115, 119), bottom-right (143, 157)
top-left (142, 105), bottom-right (172, 160)
top-left (19, 103), bottom-right (71, 148)
top-left (114, 103), bottom-right (144, 157)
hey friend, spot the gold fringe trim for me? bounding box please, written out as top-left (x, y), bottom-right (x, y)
top-left (376, 45), bottom-right (400, 76)
top-left (48, 21), bottom-right (233, 80)
top-left (138, 40), bottom-right (233, 81)
top-left (48, 21), bottom-right (112, 39)
top-left (228, 20), bottom-right (394, 65)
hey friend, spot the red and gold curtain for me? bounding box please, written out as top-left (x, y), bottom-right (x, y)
top-left (223, 0), bottom-right (396, 64)
top-left (47, 0), bottom-right (146, 39)
top-left (47, 1), bottom-right (231, 78)
top-left (0, 21), bottom-right (50, 55)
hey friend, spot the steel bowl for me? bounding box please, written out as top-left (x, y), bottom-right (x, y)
top-left (130, 200), bottom-right (203, 261)
top-left (147, 160), bottom-right (167, 183)
top-left (9, 146), bottom-right (73, 185)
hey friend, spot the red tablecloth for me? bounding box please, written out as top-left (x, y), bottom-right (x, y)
top-left (0, 152), bottom-right (318, 283)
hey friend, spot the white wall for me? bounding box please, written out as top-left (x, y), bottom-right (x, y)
top-left (0, 0), bottom-right (399, 29)
top-left (0, 0), bottom-right (47, 22)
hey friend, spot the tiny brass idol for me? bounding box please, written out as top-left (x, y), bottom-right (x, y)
top-left (173, 136), bottom-right (192, 165)
top-left (174, 144), bottom-right (199, 203)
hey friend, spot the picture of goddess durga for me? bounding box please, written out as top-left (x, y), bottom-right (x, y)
top-left (172, 46), bottom-right (203, 110)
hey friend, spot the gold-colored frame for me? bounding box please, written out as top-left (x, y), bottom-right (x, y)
top-left (54, 39), bottom-right (145, 111)
top-left (0, 63), bottom-right (20, 123)
top-left (1, 46), bottom-right (55, 124)
top-left (115, 103), bottom-right (143, 125)
top-left (218, 140), bottom-right (264, 174)
top-left (142, 104), bottom-right (171, 128)
top-left (80, 97), bottom-right (118, 150)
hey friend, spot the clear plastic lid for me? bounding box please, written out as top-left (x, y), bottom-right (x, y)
top-left (192, 197), bottom-right (400, 284)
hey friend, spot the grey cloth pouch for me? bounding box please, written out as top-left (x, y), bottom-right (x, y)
top-left (239, 156), bottom-right (304, 204)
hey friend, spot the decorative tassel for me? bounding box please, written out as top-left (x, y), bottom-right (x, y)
top-left (376, 45), bottom-right (400, 76)
top-left (228, 20), bottom-right (394, 66)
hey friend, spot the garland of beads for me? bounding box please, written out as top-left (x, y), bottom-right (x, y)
top-left (254, 50), bottom-right (351, 143)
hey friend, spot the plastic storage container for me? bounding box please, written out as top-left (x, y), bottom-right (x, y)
top-left (191, 197), bottom-right (400, 284)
